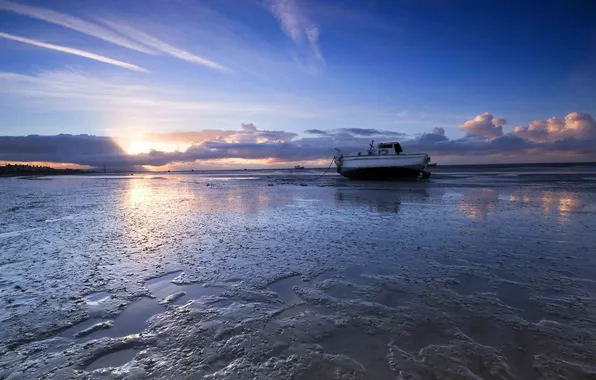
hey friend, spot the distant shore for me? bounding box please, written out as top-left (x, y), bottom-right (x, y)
top-left (0, 171), bottom-right (85, 178)
top-left (0, 164), bottom-right (84, 177)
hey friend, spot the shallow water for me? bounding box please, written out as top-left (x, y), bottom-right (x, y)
top-left (1, 168), bottom-right (596, 379)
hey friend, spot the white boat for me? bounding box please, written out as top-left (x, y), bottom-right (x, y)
top-left (334, 141), bottom-right (431, 180)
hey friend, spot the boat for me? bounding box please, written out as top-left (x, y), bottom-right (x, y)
top-left (294, 165), bottom-right (305, 170)
top-left (333, 140), bottom-right (431, 180)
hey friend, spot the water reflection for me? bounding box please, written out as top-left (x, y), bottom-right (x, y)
top-left (509, 189), bottom-right (582, 222)
top-left (457, 188), bottom-right (499, 220)
top-left (334, 188), bottom-right (430, 214)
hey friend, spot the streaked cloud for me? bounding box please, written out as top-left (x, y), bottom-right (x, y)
top-left (305, 128), bottom-right (406, 138)
top-left (0, 32), bottom-right (146, 72)
top-left (96, 18), bottom-right (231, 72)
top-left (0, 70), bottom-right (322, 125)
top-left (0, 0), bottom-right (229, 72)
top-left (266, 0), bottom-right (324, 73)
top-left (0, 0), bottom-right (156, 54)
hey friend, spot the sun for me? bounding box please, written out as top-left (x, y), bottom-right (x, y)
top-left (126, 141), bottom-right (154, 155)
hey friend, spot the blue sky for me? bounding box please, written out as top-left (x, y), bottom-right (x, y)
top-left (0, 0), bottom-right (595, 167)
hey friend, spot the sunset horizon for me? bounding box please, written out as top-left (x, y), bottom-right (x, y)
top-left (1, 0), bottom-right (595, 170)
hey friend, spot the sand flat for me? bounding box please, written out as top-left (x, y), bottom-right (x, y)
top-left (1, 167), bottom-right (595, 379)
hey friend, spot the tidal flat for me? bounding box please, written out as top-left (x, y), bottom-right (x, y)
top-left (1, 167), bottom-right (596, 379)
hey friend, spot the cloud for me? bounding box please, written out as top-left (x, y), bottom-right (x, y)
top-left (432, 127), bottom-right (445, 136)
top-left (96, 18), bottom-right (231, 72)
top-left (0, 32), bottom-right (147, 72)
top-left (241, 123), bottom-right (258, 132)
top-left (0, 134), bottom-right (127, 166)
top-left (2, 113), bottom-right (596, 168)
top-left (512, 112), bottom-right (596, 142)
top-left (305, 128), bottom-right (406, 138)
top-left (0, 70), bottom-right (322, 122)
top-left (144, 124), bottom-right (297, 145)
top-left (305, 129), bottom-right (328, 135)
top-left (0, 1), bottom-right (229, 72)
top-left (266, 0), bottom-right (324, 72)
top-left (337, 128), bottom-right (406, 137)
top-left (458, 112), bottom-right (505, 138)
top-left (0, 0), bottom-right (156, 54)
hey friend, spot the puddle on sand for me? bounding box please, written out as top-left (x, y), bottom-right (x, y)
top-left (324, 283), bottom-right (358, 300)
top-left (435, 257), bottom-right (470, 266)
top-left (146, 271), bottom-right (224, 306)
top-left (45, 215), bottom-right (75, 223)
top-left (0, 228), bottom-right (41, 239)
top-left (84, 291), bottom-right (110, 305)
top-left (320, 328), bottom-right (395, 379)
top-left (450, 274), bottom-right (491, 295)
top-left (268, 275), bottom-right (307, 303)
top-left (62, 272), bottom-right (225, 343)
top-left (374, 288), bottom-right (402, 308)
top-left (267, 270), bottom-right (342, 304)
top-left (497, 282), bottom-right (545, 322)
top-left (57, 298), bottom-right (163, 342)
top-left (86, 348), bottom-right (139, 371)
top-left (276, 303), bottom-right (332, 319)
top-left (59, 319), bottom-right (104, 338)
top-left (87, 297), bottom-right (162, 339)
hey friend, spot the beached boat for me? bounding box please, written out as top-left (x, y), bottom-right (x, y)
top-left (334, 141), bottom-right (431, 180)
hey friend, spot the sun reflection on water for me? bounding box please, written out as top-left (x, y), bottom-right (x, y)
top-left (458, 188), bottom-right (499, 220)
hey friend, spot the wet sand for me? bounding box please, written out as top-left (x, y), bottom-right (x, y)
top-left (1, 168), bottom-right (596, 379)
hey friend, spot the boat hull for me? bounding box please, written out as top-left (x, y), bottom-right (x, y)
top-left (339, 166), bottom-right (427, 180)
top-left (335, 153), bottom-right (430, 180)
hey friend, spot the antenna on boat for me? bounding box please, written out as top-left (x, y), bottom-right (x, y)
top-left (369, 140), bottom-right (375, 150)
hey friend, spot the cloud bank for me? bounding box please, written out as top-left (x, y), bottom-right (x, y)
top-left (1, 112), bottom-right (595, 168)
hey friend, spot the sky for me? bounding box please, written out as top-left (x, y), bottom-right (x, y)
top-left (0, 0), bottom-right (595, 169)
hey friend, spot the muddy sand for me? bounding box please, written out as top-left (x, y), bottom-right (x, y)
top-left (1, 169), bottom-right (596, 379)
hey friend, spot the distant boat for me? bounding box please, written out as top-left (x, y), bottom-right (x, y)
top-left (334, 140), bottom-right (431, 180)
top-left (427, 163), bottom-right (438, 167)
top-left (294, 165), bottom-right (305, 170)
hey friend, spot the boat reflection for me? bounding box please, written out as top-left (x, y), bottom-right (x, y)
top-left (335, 190), bottom-right (401, 213)
top-left (334, 187), bottom-right (430, 214)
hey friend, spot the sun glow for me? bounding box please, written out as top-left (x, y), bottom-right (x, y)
top-left (117, 138), bottom-right (192, 155)
top-left (126, 141), bottom-right (154, 154)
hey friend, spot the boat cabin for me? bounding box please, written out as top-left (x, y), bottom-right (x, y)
top-left (357, 141), bottom-right (403, 156)
top-left (376, 142), bottom-right (403, 155)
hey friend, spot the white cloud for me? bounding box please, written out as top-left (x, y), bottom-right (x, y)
top-left (458, 112), bottom-right (505, 138)
top-left (0, 32), bottom-right (146, 72)
top-left (0, 70), bottom-right (321, 124)
top-left (266, 0), bottom-right (325, 72)
top-left (0, 0), bottom-right (229, 72)
top-left (0, 0), bottom-right (156, 54)
top-left (96, 18), bottom-right (231, 72)
top-left (512, 112), bottom-right (596, 142)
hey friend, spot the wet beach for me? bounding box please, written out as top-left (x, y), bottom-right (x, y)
top-left (1, 167), bottom-right (596, 379)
